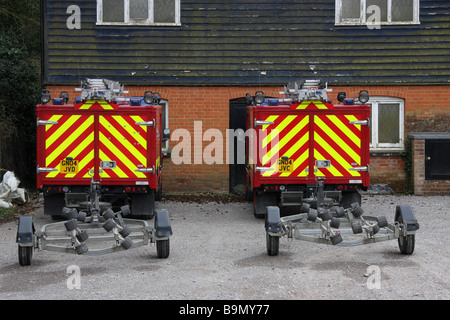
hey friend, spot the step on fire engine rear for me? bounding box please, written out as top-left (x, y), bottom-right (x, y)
top-left (245, 80), bottom-right (419, 255)
top-left (16, 79), bottom-right (172, 265)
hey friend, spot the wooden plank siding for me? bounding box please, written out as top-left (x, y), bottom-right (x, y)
top-left (42, 0), bottom-right (450, 86)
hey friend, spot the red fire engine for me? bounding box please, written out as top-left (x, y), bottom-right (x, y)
top-left (246, 80), bottom-right (371, 218)
top-left (36, 79), bottom-right (169, 218)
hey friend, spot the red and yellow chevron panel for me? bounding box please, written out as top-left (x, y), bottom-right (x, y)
top-left (313, 114), bottom-right (362, 178)
top-left (99, 115), bottom-right (147, 179)
top-left (260, 114), bottom-right (310, 178)
top-left (44, 114), bottom-right (95, 178)
top-left (75, 100), bottom-right (118, 110)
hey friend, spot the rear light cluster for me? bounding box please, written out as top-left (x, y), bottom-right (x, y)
top-left (124, 186), bottom-right (148, 193)
top-left (336, 185), bottom-right (359, 191)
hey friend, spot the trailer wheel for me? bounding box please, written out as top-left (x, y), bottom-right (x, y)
top-left (266, 233), bottom-right (279, 256)
top-left (18, 246), bottom-right (33, 266)
top-left (156, 239), bottom-right (170, 258)
top-left (396, 211), bottom-right (415, 255)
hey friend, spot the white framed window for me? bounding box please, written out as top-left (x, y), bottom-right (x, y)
top-left (97, 0), bottom-right (181, 26)
top-left (335, 0), bottom-right (420, 26)
top-left (369, 97), bottom-right (405, 151)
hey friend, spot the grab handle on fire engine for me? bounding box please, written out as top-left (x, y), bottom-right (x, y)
top-left (135, 119), bottom-right (155, 128)
top-left (255, 166), bottom-right (275, 173)
top-left (254, 119), bottom-right (275, 127)
top-left (349, 166), bottom-right (369, 172)
top-left (135, 166), bottom-right (155, 174)
top-left (349, 119), bottom-right (370, 126)
top-left (36, 119), bottom-right (58, 127)
top-left (36, 166), bottom-right (58, 174)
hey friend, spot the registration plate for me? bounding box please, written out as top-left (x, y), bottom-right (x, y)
top-left (60, 159), bottom-right (79, 174)
top-left (278, 158), bottom-right (293, 173)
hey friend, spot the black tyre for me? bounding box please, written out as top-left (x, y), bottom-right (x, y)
top-left (76, 230), bottom-right (89, 243)
top-left (396, 214), bottom-right (415, 255)
top-left (119, 225), bottom-right (131, 238)
top-left (377, 215), bottom-right (388, 228)
top-left (351, 221), bottom-right (363, 234)
top-left (18, 245), bottom-right (33, 266)
top-left (307, 210), bottom-right (318, 222)
top-left (120, 205), bottom-right (131, 217)
top-left (64, 219), bottom-right (78, 232)
top-left (75, 243), bottom-right (88, 255)
top-left (62, 207), bottom-right (78, 220)
top-left (156, 239), bottom-right (170, 258)
top-left (121, 237), bottom-right (133, 250)
top-left (350, 202), bottom-right (364, 217)
top-left (330, 217), bottom-right (340, 229)
top-left (77, 211), bottom-right (87, 222)
top-left (300, 202), bottom-right (310, 213)
top-left (103, 219), bottom-right (116, 232)
top-left (266, 233), bottom-right (280, 256)
top-left (330, 233), bottom-right (343, 245)
top-left (102, 208), bottom-right (115, 220)
top-left (334, 206), bottom-right (345, 218)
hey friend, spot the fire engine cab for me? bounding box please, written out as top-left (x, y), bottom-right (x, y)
top-left (246, 80), bottom-right (371, 218)
top-left (36, 79), bottom-right (170, 219)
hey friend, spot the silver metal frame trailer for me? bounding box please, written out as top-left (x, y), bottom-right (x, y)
top-left (265, 193), bottom-right (419, 256)
top-left (16, 178), bottom-right (172, 266)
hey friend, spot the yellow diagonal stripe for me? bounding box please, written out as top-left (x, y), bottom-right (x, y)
top-left (296, 100), bottom-right (328, 110)
top-left (314, 133), bottom-right (360, 177)
top-left (79, 100), bottom-right (114, 110)
top-left (99, 116), bottom-right (147, 165)
top-left (111, 116), bottom-right (147, 149)
top-left (99, 132), bottom-right (146, 178)
top-left (131, 115), bottom-right (147, 132)
top-left (262, 115), bottom-right (296, 149)
top-left (315, 116), bottom-right (361, 163)
top-left (46, 116), bottom-right (94, 165)
top-left (45, 115), bottom-right (63, 131)
top-left (326, 115), bottom-right (361, 148)
top-left (46, 115), bottom-right (82, 149)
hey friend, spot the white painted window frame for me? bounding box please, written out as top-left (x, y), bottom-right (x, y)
top-left (97, 0), bottom-right (181, 26)
top-left (335, 0), bottom-right (420, 26)
top-left (369, 97), bottom-right (405, 151)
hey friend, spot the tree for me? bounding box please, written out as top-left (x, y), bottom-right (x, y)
top-left (0, 0), bottom-right (41, 187)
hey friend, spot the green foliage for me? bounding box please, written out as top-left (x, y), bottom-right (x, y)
top-left (0, 0), bottom-right (41, 188)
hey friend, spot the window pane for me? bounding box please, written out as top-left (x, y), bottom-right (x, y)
top-left (154, 0), bottom-right (175, 23)
top-left (392, 0), bottom-right (414, 22)
top-left (378, 104), bottom-right (400, 144)
top-left (342, 0), bottom-right (361, 19)
top-left (367, 0), bottom-right (388, 22)
top-left (103, 0), bottom-right (124, 22)
top-left (130, 0), bottom-right (148, 20)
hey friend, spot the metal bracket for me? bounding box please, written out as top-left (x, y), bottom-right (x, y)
top-left (37, 119), bottom-right (58, 127)
top-left (254, 119), bottom-right (274, 127)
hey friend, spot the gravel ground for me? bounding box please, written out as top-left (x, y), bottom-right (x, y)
top-left (0, 193), bottom-right (449, 302)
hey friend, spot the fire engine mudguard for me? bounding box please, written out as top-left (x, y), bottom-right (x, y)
top-left (131, 192), bottom-right (155, 218)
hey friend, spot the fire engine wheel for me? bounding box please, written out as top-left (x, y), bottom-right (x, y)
top-left (266, 233), bottom-right (280, 256)
top-left (76, 230), bottom-right (89, 243)
top-left (156, 239), bottom-right (170, 258)
top-left (18, 245), bottom-right (33, 266)
top-left (64, 219), bottom-right (78, 232)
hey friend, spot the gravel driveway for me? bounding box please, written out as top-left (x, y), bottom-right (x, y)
top-left (0, 193), bottom-right (449, 302)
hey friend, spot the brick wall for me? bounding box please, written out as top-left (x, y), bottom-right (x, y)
top-left (45, 85), bottom-right (450, 193)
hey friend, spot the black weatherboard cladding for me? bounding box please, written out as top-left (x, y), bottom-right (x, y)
top-left (42, 0), bottom-right (450, 86)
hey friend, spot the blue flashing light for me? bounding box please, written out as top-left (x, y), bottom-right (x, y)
top-left (53, 98), bottom-right (63, 105)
